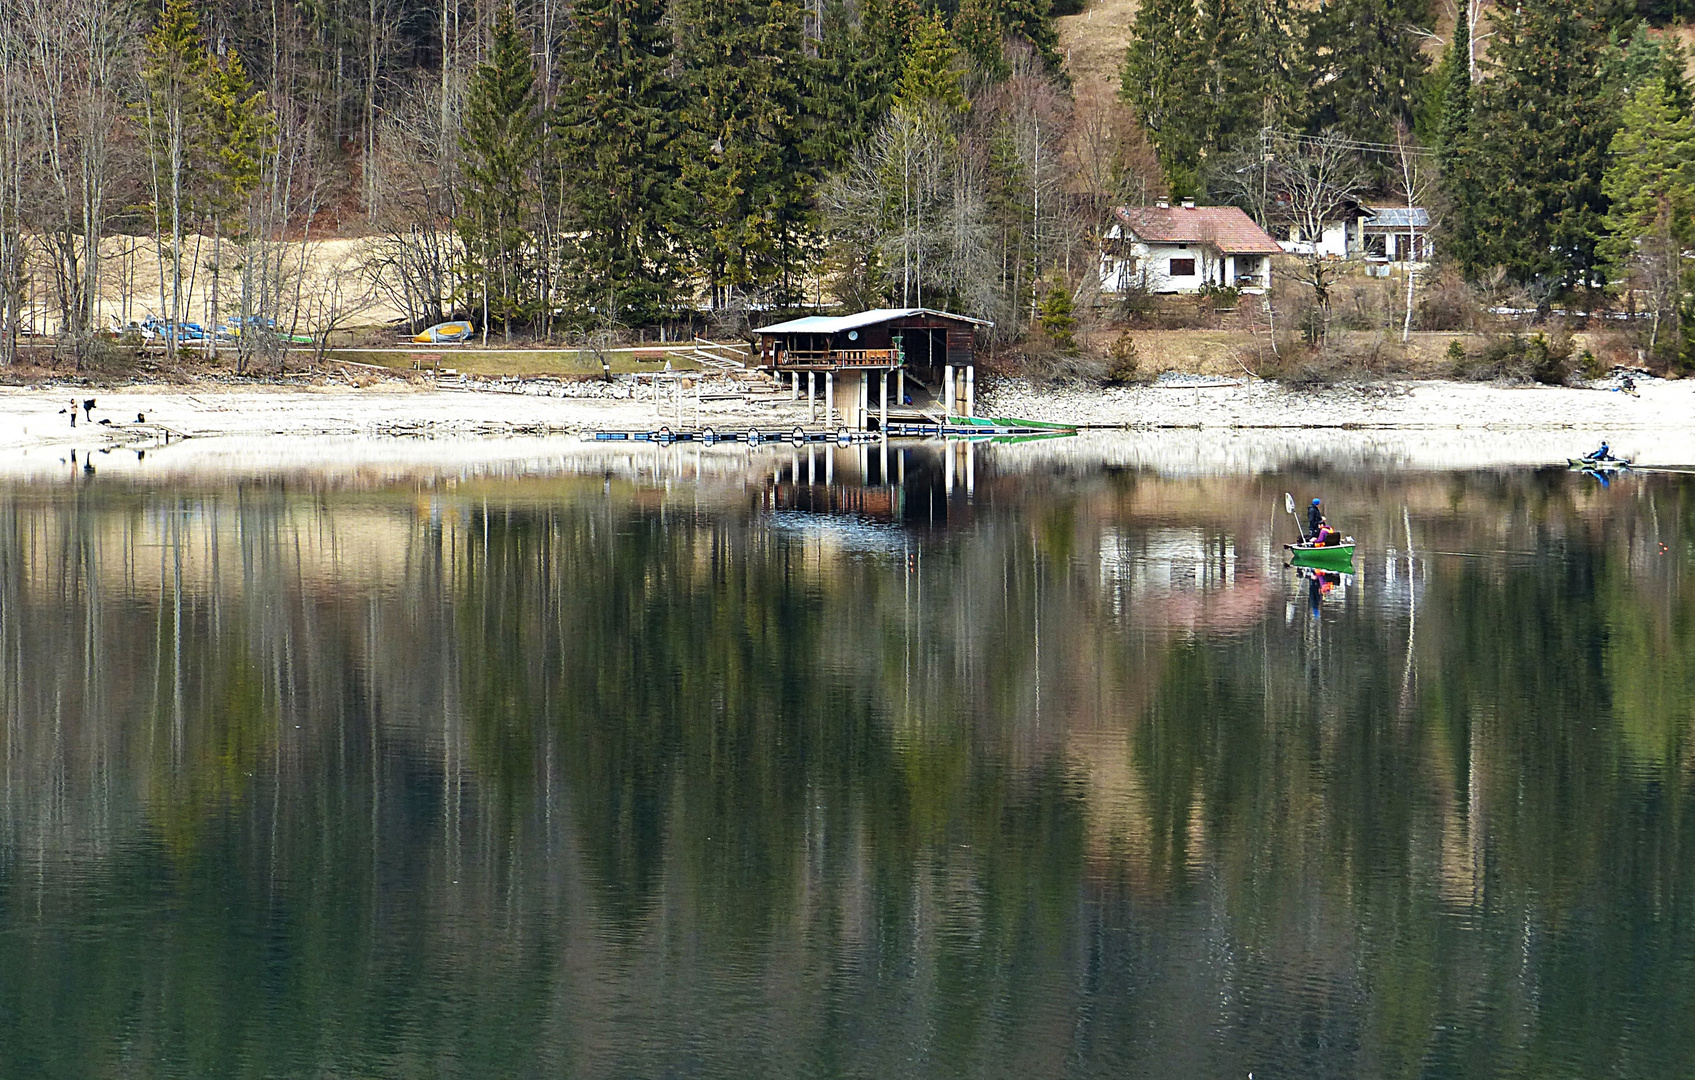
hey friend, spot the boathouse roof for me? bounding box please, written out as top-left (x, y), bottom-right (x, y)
top-left (756, 308), bottom-right (993, 336)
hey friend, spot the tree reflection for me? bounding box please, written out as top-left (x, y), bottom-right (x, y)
top-left (0, 461), bottom-right (1690, 1077)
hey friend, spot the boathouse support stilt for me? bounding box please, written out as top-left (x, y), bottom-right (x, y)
top-left (880, 369), bottom-right (889, 436)
top-left (944, 364), bottom-right (955, 415)
top-left (965, 365), bottom-right (975, 418)
top-left (896, 368), bottom-right (904, 409)
top-left (858, 372), bottom-right (868, 430)
top-left (791, 371), bottom-right (798, 400)
top-left (825, 371), bottom-right (833, 427)
top-left (807, 371), bottom-right (816, 423)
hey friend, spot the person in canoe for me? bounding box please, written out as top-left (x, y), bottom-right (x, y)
top-left (1584, 440), bottom-right (1614, 462)
top-left (1308, 498), bottom-right (1324, 537)
top-left (1314, 519), bottom-right (1343, 546)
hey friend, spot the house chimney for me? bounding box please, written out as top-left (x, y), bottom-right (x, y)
top-left (1181, 197), bottom-right (1196, 209)
top-left (1155, 197), bottom-right (1170, 208)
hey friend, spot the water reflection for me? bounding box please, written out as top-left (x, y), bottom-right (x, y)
top-left (1, 447), bottom-right (1693, 1078)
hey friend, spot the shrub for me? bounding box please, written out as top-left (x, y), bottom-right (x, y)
top-left (1104, 330), bottom-right (1143, 385)
top-left (1037, 275), bottom-right (1078, 352)
top-left (1453, 327), bottom-right (1573, 384)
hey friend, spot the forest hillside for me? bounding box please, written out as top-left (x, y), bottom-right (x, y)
top-left (4, 0), bottom-right (1695, 380)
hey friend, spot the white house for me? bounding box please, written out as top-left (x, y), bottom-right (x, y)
top-left (1275, 204), bottom-right (1431, 270)
top-left (1099, 200), bottom-right (1282, 295)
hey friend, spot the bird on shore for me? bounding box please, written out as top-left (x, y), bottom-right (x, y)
top-left (82, 399), bottom-right (95, 420)
top-left (136, 413), bottom-right (146, 423)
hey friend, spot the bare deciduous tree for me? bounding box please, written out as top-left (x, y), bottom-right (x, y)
top-left (1266, 128), bottom-right (1368, 339)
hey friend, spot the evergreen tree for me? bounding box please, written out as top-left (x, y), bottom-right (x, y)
top-left (953, 0), bottom-right (1007, 78)
top-left (894, 15), bottom-right (970, 119)
top-left (1436, 13), bottom-right (1478, 270)
top-left (1601, 78), bottom-right (1695, 364)
top-left (555, 0), bottom-right (682, 325)
top-left (201, 50), bottom-right (274, 361)
top-left (1465, 0), bottom-right (1616, 291)
top-left (1120, 0), bottom-right (1209, 194)
top-left (140, 0), bottom-right (213, 362)
top-left (995, 0), bottom-right (1064, 75)
top-left (858, 0), bottom-right (921, 118)
top-left (1036, 272), bottom-right (1076, 350)
top-left (203, 53), bottom-right (270, 221)
top-left (676, 0), bottom-right (816, 307)
top-left (1204, 0), bottom-right (1301, 150)
top-left (1617, 21), bottom-right (1692, 109)
top-left (458, 5), bottom-right (542, 336)
top-left (1304, 0), bottom-right (1430, 147)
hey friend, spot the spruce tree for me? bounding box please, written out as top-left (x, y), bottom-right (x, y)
top-left (1120, 0), bottom-right (1209, 194)
top-left (995, 0), bottom-right (1064, 75)
top-left (1436, 13), bottom-right (1477, 271)
top-left (1617, 21), bottom-right (1692, 110)
top-left (953, 0), bottom-right (1007, 78)
top-left (1204, 0), bottom-right (1301, 151)
top-left (1304, 0), bottom-right (1430, 147)
top-left (1037, 273), bottom-right (1077, 351)
top-left (458, 5), bottom-right (542, 336)
top-left (894, 15), bottom-right (970, 119)
top-left (555, 0), bottom-right (682, 325)
top-left (1466, 0), bottom-right (1616, 291)
top-left (858, 0), bottom-right (920, 119)
top-left (1601, 79), bottom-right (1695, 364)
top-left (675, 0), bottom-right (814, 307)
top-left (140, 0), bottom-right (212, 362)
top-left (202, 51), bottom-right (273, 362)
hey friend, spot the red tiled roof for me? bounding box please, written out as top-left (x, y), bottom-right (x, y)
top-left (1115, 205), bottom-right (1284, 255)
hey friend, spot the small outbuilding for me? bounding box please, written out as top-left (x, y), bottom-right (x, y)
top-left (1099, 200), bottom-right (1281, 295)
top-left (755, 308), bottom-right (992, 428)
top-left (1360, 206), bottom-right (1432, 268)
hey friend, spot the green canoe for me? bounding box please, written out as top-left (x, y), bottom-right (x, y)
top-left (1286, 541), bottom-right (1355, 571)
top-left (1567, 458), bottom-right (1630, 471)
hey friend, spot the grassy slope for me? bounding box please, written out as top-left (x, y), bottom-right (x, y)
top-left (1056, 0), bottom-right (1138, 102)
top-left (1050, 0), bottom-right (1132, 109)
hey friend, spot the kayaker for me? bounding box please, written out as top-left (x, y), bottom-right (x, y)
top-left (1585, 440), bottom-right (1613, 462)
top-left (1307, 498), bottom-right (1323, 537)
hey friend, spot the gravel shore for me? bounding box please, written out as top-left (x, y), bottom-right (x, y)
top-left (0, 374), bottom-right (1687, 476)
top-left (979, 374), bottom-right (1691, 430)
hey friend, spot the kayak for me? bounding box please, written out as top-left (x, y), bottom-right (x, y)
top-left (1286, 540), bottom-right (1355, 571)
top-left (1568, 458), bottom-right (1631, 471)
top-left (414, 321), bottom-right (475, 344)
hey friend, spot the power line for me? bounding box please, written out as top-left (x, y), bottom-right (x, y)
top-left (1261, 127), bottom-right (1439, 158)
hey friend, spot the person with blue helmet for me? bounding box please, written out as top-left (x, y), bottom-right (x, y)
top-left (1307, 498), bottom-right (1323, 537)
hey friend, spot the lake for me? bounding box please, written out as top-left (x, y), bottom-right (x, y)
top-left (1, 437), bottom-right (1691, 1079)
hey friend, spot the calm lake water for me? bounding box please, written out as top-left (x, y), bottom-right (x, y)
top-left (2, 439), bottom-right (1692, 1078)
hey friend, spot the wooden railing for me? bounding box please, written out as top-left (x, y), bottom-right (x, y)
top-left (773, 347), bottom-right (899, 368)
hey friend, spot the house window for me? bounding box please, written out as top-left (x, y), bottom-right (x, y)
top-left (1170, 258), bottom-right (1196, 276)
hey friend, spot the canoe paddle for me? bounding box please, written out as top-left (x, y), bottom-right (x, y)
top-left (1284, 492), bottom-right (1307, 542)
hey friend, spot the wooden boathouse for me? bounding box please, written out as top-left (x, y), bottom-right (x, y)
top-left (754, 308), bottom-right (991, 430)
